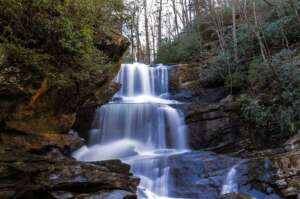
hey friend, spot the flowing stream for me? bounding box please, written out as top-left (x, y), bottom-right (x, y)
top-left (221, 164), bottom-right (240, 194)
top-left (73, 63), bottom-right (189, 199)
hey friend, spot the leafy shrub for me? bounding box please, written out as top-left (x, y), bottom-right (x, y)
top-left (239, 94), bottom-right (299, 137)
top-left (239, 95), bottom-right (273, 130)
top-left (199, 52), bottom-right (230, 86)
top-left (154, 0), bottom-right (300, 145)
top-left (240, 49), bottom-right (300, 137)
top-left (0, 0), bottom-right (123, 66)
top-left (199, 52), bottom-right (248, 91)
top-left (157, 31), bottom-right (204, 63)
top-left (225, 69), bottom-right (248, 92)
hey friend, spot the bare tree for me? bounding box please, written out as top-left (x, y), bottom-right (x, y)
top-left (253, 0), bottom-right (268, 62)
top-left (288, 0), bottom-right (300, 24)
top-left (143, 0), bottom-right (151, 64)
top-left (136, 16), bottom-right (142, 62)
top-left (232, 0), bottom-right (239, 62)
top-left (150, 13), bottom-right (157, 59)
top-left (208, 0), bottom-right (227, 53)
top-left (157, 0), bottom-right (163, 49)
top-left (171, 0), bottom-right (180, 35)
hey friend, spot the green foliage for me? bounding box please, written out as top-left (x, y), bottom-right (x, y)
top-left (239, 94), bottom-right (300, 137)
top-left (198, 52), bottom-right (248, 92)
top-left (225, 69), bottom-right (248, 92)
top-left (156, 0), bottom-right (300, 140)
top-left (239, 49), bottom-right (300, 137)
top-left (157, 0), bottom-right (300, 63)
top-left (59, 22), bottom-right (94, 56)
top-left (157, 31), bottom-right (204, 63)
top-left (239, 95), bottom-right (272, 130)
top-left (200, 52), bottom-right (231, 86)
top-left (0, 0), bottom-right (123, 86)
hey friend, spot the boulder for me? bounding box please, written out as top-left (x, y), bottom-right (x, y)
top-left (284, 131), bottom-right (300, 151)
top-left (0, 146), bottom-right (139, 199)
top-left (50, 190), bottom-right (137, 199)
top-left (217, 193), bottom-right (256, 199)
top-left (270, 150), bottom-right (300, 198)
top-left (158, 151), bottom-right (281, 199)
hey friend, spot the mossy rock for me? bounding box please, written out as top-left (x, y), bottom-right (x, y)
top-left (0, 0), bottom-right (128, 134)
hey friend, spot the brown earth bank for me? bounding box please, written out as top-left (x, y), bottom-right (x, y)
top-left (169, 63), bottom-right (300, 198)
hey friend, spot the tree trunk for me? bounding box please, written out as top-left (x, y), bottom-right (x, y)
top-left (157, 0), bottom-right (163, 49)
top-left (232, 0), bottom-right (238, 62)
top-left (288, 0), bottom-right (300, 24)
top-left (135, 15), bottom-right (141, 62)
top-left (180, 0), bottom-right (187, 27)
top-left (253, 0), bottom-right (267, 62)
top-left (150, 16), bottom-right (157, 60)
top-left (143, 0), bottom-right (151, 64)
top-left (172, 0), bottom-right (180, 35)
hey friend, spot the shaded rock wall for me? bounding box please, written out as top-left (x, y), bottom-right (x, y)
top-left (0, 1), bottom-right (137, 198)
top-left (269, 133), bottom-right (300, 198)
top-left (169, 64), bottom-right (242, 153)
top-left (169, 64), bottom-right (300, 199)
top-left (0, 147), bottom-right (139, 199)
top-left (170, 63), bottom-right (290, 153)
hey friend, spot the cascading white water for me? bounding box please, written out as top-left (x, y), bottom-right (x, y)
top-left (221, 160), bottom-right (248, 195)
top-left (73, 63), bottom-right (189, 199)
top-left (114, 63), bottom-right (169, 98)
top-left (221, 164), bottom-right (239, 194)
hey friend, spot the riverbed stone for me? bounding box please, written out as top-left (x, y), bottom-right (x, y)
top-left (284, 131), bottom-right (300, 151)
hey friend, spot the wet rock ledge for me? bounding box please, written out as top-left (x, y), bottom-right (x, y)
top-left (169, 63), bottom-right (300, 198)
top-left (0, 140), bottom-right (139, 199)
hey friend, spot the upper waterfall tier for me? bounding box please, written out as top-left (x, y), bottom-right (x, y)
top-left (114, 63), bottom-right (169, 98)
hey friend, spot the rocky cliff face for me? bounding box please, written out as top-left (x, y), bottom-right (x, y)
top-left (169, 64), bottom-right (300, 199)
top-left (270, 133), bottom-right (300, 198)
top-left (0, 1), bottom-right (138, 198)
top-left (169, 64), bottom-right (241, 153)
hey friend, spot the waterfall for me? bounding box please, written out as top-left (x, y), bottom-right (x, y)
top-left (221, 164), bottom-right (239, 194)
top-left (73, 63), bottom-right (189, 199)
top-left (221, 160), bottom-right (246, 195)
top-left (114, 63), bottom-right (169, 98)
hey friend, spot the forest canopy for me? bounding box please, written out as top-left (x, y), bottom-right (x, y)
top-left (0, 0), bottom-right (124, 74)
